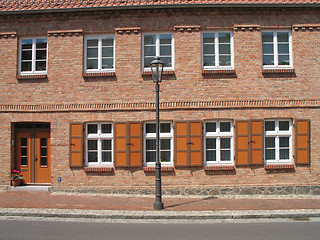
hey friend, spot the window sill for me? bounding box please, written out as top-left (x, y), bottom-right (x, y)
top-left (143, 166), bottom-right (175, 172)
top-left (262, 68), bottom-right (295, 74)
top-left (83, 72), bottom-right (116, 78)
top-left (264, 164), bottom-right (295, 170)
top-left (204, 165), bottom-right (235, 171)
top-left (17, 74), bottom-right (47, 80)
top-left (202, 69), bottom-right (235, 75)
top-left (84, 166), bottom-right (114, 172)
top-left (141, 70), bottom-right (175, 76)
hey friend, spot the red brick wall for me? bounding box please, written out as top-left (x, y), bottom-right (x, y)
top-left (0, 7), bottom-right (319, 191)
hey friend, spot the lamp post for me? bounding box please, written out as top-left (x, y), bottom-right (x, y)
top-left (150, 56), bottom-right (164, 210)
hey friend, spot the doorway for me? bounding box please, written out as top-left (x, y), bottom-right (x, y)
top-left (15, 123), bottom-right (51, 184)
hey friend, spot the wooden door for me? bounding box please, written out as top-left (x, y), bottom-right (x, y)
top-left (16, 131), bottom-right (32, 183)
top-left (35, 131), bottom-right (51, 183)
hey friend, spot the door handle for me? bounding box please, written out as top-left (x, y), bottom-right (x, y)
top-left (34, 155), bottom-right (37, 161)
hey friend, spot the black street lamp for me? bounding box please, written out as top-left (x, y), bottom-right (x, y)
top-left (150, 56), bottom-right (164, 210)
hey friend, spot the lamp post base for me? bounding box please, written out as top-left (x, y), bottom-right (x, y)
top-left (154, 201), bottom-right (164, 210)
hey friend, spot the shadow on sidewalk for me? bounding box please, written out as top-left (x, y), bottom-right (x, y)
top-left (164, 196), bottom-right (218, 210)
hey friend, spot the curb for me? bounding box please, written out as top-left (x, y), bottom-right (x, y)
top-left (1, 208), bottom-right (320, 221)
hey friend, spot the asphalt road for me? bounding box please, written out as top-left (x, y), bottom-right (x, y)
top-left (0, 218), bottom-right (319, 240)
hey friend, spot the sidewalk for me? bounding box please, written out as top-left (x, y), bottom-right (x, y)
top-left (1, 190), bottom-right (320, 221)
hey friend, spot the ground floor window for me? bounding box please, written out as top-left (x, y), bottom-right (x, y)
top-left (86, 123), bottom-right (113, 166)
top-left (144, 122), bottom-right (173, 166)
top-left (264, 119), bottom-right (292, 164)
top-left (204, 121), bottom-right (233, 165)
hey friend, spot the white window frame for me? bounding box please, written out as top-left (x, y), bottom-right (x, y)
top-left (201, 31), bottom-right (234, 70)
top-left (142, 32), bottom-right (174, 71)
top-left (85, 123), bottom-right (114, 167)
top-left (261, 30), bottom-right (293, 69)
top-left (204, 120), bottom-right (233, 165)
top-left (264, 119), bottom-right (292, 164)
top-left (144, 122), bottom-right (173, 166)
top-left (84, 35), bottom-right (115, 73)
top-left (19, 37), bottom-right (48, 75)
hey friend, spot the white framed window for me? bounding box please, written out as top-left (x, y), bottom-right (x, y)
top-left (264, 119), bottom-right (292, 164)
top-left (204, 121), bottom-right (233, 165)
top-left (84, 35), bottom-right (115, 72)
top-left (261, 30), bottom-right (292, 69)
top-left (144, 122), bottom-right (173, 166)
top-left (142, 33), bottom-right (174, 71)
top-left (86, 123), bottom-right (113, 166)
top-left (202, 31), bottom-right (234, 69)
top-left (19, 37), bottom-right (48, 75)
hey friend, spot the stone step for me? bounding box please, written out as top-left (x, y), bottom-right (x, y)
top-left (10, 185), bottom-right (51, 192)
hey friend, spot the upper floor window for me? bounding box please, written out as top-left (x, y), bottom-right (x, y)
top-left (86, 123), bottom-right (113, 166)
top-left (264, 120), bottom-right (292, 164)
top-left (262, 31), bottom-right (292, 68)
top-left (19, 38), bottom-right (47, 74)
top-left (144, 122), bottom-right (173, 166)
top-left (85, 35), bottom-right (115, 72)
top-left (202, 32), bottom-right (234, 69)
top-left (204, 121), bottom-right (233, 165)
top-left (142, 33), bottom-right (174, 71)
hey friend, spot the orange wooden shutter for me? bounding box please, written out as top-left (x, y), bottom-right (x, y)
top-left (129, 122), bottom-right (142, 167)
top-left (189, 121), bottom-right (203, 166)
top-left (69, 123), bottom-right (83, 168)
top-left (175, 122), bottom-right (188, 166)
top-left (175, 121), bottom-right (203, 167)
top-left (235, 120), bottom-right (250, 166)
top-left (251, 120), bottom-right (264, 165)
top-left (114, 123), bottom-right (128, 167)
top-left (295, 119), bottom-right (310, 165)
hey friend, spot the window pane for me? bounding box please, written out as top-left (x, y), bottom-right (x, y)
top-left (22, 39), bottom-right (32, 49)
top-left (102, 152), bottom-right (112, 162)
top-left (206, 150), bottom-right (216, 162)
top-left (88, 140), bottom-right (97, 150)
top-left (160, 123), bottom-right (171, 133)
top-left (265, 121), bottom-right (275, 131)
top-left (206, 122), bottom-right (216, 133)
top-left (262, 32), bottom-right (273, 43)
top-left (87, 59), bottom-right (98, 69)
top-left (87, 47), bottom-right (98, 58)
top-left (263, 55), bottom-right (274, 65)
top-left (144, 57), bottom-right (154, 68)
top-left (102, 124), bottom-right (112, 134)
top-left (265, 137), bottom-right (275, 148)
top-left (146, 139), bottom-right (156, 150)
top-left (280, 149), bottom-right (289, 160)
top-left (160, 57), bottom-right (172, 67)
top-left (87, 39), bottom-right (98, 47)
top-left (144, 46), bottom-right (156, 57)
top-left (146, 151), bottom-right (156, 162)
top-left (102, 38), bottom-right (113, 46)
top-left (144, 35), bottom-right (156, 45)
top-left (87, 124), bottom-right (98, 134)
top-left (221, 150), bottom-right (231, 161)
top-left (277, 32), bottom-right (289, 43)
top-left (279, 137), bottom-right (289, 148)
top-left (279, 121), bottom-right (290, 131)
top-left (21, 62), bottom-right (32, 72)
top-left (88, 152), bottom-right (98, 162)
top-left (36, 61), bottom-right (46, 71)
top-left (36, 50), bottom-right (46, 60)
top-left (102, 47), bottom-right (113, 58)
top-left (206, 138), bottom-right (216, 149)
top-left (278, 55), bottom-right (290, 65)
top-left (219, 55), bottom-right (231, 66)
top-left (262, 44), bottom-right (274, 54)
top-left (203, 44), bottom-right (215, 54)
top-left (203, 33), bottom-right (215, 43)
top-left (160, 139), bottom-right (170, 150)
top-left (221, 138), bottom-right (231, 149)
top-left (266, 149), bottom-right (275, 160)
top-left (102, 59), bottom-right (113, 69)
top-left (22, 50), bottom-right (32, 60)
top-left (219, 44), bottom-right (230, 54)
top-left (219, 33), bottom-right (230, 43)
top-left (160, 151), bottom-right (171, 162)
top-left (36, 39), bottom-right (47, 49)
top-left (220, 122), bottom-right (231, 132)
top-left (203, 56), bottom-right (215, 66)
top-left (160, 34), bottom-right (171, 44)
top-left (102, 140), bottom-right (112, 150)
top-left (146, 124), bottom-right (156, 133)
top-left (160, 45), bottom-right (171, 56)
top-left (278, 44), bottom-right (289, 54)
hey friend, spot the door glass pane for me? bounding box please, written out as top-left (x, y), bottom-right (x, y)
top-left (40, 148), bottom-right (47, 157)
top-left (21, 138), bottom-right (27, 146)
top-left (41, 157), bottom-right (47, 166)
top-left (21, 147), bottom-right (27, 156)
top-left (41, 138), bottom-right (47, 146)
top-left (21, 157), bottom-right (28, 166)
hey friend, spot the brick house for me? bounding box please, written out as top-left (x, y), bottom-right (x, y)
top-left (0, 0), bottom-right (319, 195)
